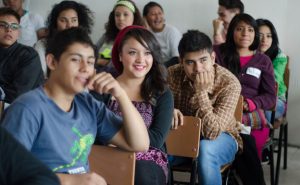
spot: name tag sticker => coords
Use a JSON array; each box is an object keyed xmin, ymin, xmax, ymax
[{"xmin": 246, "ymin": 67, "xmax": 261, "ymax": 78}]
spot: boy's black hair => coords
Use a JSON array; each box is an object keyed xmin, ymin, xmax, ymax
[
  {"xmin": 143, "ymin": 1, "xmax": 163, "ymax": 17},
  {"xmin": 45, "ymin": 27, "xmax": 96, "ymax": 77},
  {"xmin": 0, "ymin": 7, "xmax": 21, "ymax": 23},
  {"xmin": 178, "ymin": 30, "xmax": 212, "ymax": 59},
  {"xmin": 219, "ymin": 0, "xmax": 244, "ymax": 13}
]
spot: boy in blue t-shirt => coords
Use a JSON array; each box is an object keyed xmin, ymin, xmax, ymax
[{"xmin": 1, "ymin": 27, "xmax": 150, "ymax": 185}]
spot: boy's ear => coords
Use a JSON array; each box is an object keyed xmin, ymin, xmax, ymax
[
  {"xmin": 46, "ymin": 54, "xmax": 57, "ymax": 72},
  {"xmin": 211, "ymin": 51, "xmax": 216, "ymax": 65},
  {"xmin": 178, "ymin": 56, "xmax": 183, "ymax": 68}
]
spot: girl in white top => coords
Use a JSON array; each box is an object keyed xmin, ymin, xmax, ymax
[
  {"xmin": 34, "ymin": 1, "xmax": 94, "ymax": 76},
  {"xmin": 143, "ymin": 2, "xmax": 181, "ymax": 63}
]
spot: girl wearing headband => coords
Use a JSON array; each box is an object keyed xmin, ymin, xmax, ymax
[
  {"xmin": 143, "ymin": 2, "xmax": 181, "ymax": 65},
  {"xmin": 91, "ymin": 25, "xmax": 173, "ymax": 185},
  {"xmin": 95, "ymin": 0, "xmax": 143, "ymax": 76}
]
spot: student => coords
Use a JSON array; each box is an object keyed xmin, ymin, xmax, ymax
[
  {"xmin": 3, "ymin": 0, "xmax": 47, "ymax": 47},
  {"xmin": 1, "ymin": 27, "xmax": 149, "ymax": 185},
  {"xmin": 91, "ymin": 25, "xmax": 173, "ymax": 185},
  {"xmin": 213, "ymin": 0, "xmax": 244, "ymax": 45},
  {"xmin": 95, "ymin": 0, "xmax": 143, "ymax": 77},
  {"xmin": 143, "ymin": 1, "xmax": 181, "ymax": 64},
  {"xmin": 256, "ymin": 18, "xmax": 288, "ymax": 123},
  {"xmin": 0, "ymin": 7, "xmax": 44, "ymax": 104},
  {"xmin": 214, "ymin": 13, "xmax": 276, "ymax": 161},
  {"xmin": 0, "ymin": 126, "xmax": 60, "ymax": 185},
  {"xmin": 34, "ymin": 0, "xmax": 94, "ymax": 76},
  {"xmin": 168, "ymin": 30, "xmax": 242, "ymax": 185}
]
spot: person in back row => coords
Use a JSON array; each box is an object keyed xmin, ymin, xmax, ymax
[
  {"xmin": 213, "ymin": 0, "xmax": 244, "ymax": 45},
  {"xmin": 35, "ymin": 0, "xmax": 94, "ymax": 76},
  {"xmin": 168, "ymin": 30, "xmax": 242, "ymax": 185},
  {"xmin": 143, "ymin": 1, "xmax": 181, "ymax": 65},
  {"xmin": 0, "ymin": 7, "xmax": 44, "ymax": 104},
  {"xmin": 1, "ymin": 27, "xmax": 149, "ymax": 185},
  {"xmin": 213, "ymin": 13, "xmax": 276, "ymax": 161},
  {"xmin": 3, "ymin": 0, "xmax": 47, "ymax": 47},
  {"xmin": 95, "ymin": 0, "xmax": 143, "ymax": 77},
  {"xmin": 256, "ymin": 18, "xmax": 288, "ymax": 123}
]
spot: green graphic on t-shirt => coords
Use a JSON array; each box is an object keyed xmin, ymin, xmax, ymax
[{"xmin": 52, "ymin": 125, "xmax": 94, "ymax": 172}]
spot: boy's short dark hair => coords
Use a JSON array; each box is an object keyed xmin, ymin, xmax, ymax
[
  {"xmin": 143, "ymin": 1, "xmax": 163, "ymax": 17},
  {"xmin": 0, "ymin": 7, "xmax": 21, "ymax": 23},
  {"xmin": 219, "ymin": 0, "xmax": 244, "ymax": 13},
  {"xmin": 178, "ymin": 30, "xmax": 213, "ymax": 59},
  {"xmin": 45, "ymin": 27, "xmax": 96, "ymax": 77}
]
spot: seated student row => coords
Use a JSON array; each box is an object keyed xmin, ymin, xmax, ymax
[
  {"xmin": 1, "ymin": 15, "xmax": 271, "ymax": 185},
  {"xmin": 1, "ymin": 1, "xmax": 284, "ymax": 185}
]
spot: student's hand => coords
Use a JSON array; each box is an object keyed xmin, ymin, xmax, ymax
[
  {"xmin": 193, "ymin": 71, "xmax": 214, "ymax": 93},
  {"xmin": 171, "ymin": 109, "xmax": 183, "ymax": 130},
  {"xmin": 243, "ymin": 100, "xmax": 249, "ymax": 112},
  {"xmin": 87, "ymin": 72, "xmax": 125, "ymax": 98},
  {"xmin": 213, "ymin": 19, "xmax": 223, "ymax": 36},
  {"xmin": 56, "ymin": 173, "xmax": 107, "ymax": 185}
]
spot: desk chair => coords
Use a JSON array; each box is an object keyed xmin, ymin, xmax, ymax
[
  {"xmin": 169, "ymin": 95, "xmax": 243, "ymax": 185},
  {"xmin": 262, "ymin": 82, "xmax": 279, "ymax": 185},
  {"xmin": 89, "ymin": 145, "xmax": 136, "ymax": 185}
]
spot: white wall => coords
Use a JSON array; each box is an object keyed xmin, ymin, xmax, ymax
[{"xmin": 1, "ymin": 0, "xmax": 300, "ymax": 145}]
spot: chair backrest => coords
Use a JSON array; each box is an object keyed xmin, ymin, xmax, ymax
[
  {"xmin": 166, "ymin": 116, "xmax": 201, "ymax": 158},
  {"xmin": 0, "ymin": 101, "xmax": 3, "ymax": 121},
  {"xmin": 88, "ymin": 145, "xmax": 135, "ymax": 185},
  {"xmin": 234, "ymin": 95, "xmax": 244, "ymax": 123},
  {"xmin": 284, "ymin": 56, "xmax": 290, "ymax": 92},
  {"xmin": 268, "ymin": 82, "xmax": 279, "ymax": 111}
]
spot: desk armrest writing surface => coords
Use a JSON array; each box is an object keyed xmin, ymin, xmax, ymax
[
  {"xmin": 166, "ymin": 116, "xmax": 201, "ymax": 158},
  {"xmin": 89, "ymin": 145, "xmax": 135, "ymax": 185}
]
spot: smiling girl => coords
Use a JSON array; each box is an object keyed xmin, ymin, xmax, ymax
[
  {"xmin": 214, "ymin": 13, "xmax": 276, "ymax": 161},
  {"xmin": 91, "ymin": 25, "xmax": 174, "ymax": 184}
]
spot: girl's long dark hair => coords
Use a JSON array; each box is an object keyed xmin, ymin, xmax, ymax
[
  {"xmin": 221, "ymin": 13, "xmax": 260, "ymax": 78},
  {"xmin": 45, "ymin": 1, "xmax": 94, "ymax": 38},
  {"xmin": 256, "ymin": 19, "xmax": 280, "ymax": 61},
  {"xmin": 104, "ymin": 0, "xmax": 143, "ymax": 43},
  {"xmin": 119, "ymin": 28, "xmax": 168, "ymax": 106}
]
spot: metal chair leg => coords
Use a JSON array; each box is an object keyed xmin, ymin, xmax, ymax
[
  {"xmin": 270, "ymin": 143, "xmax": 275, "ymax": 185},
  {"xmin": 190, "ymin": 159, "xmax": 198, "ymax": 185},
  {"xmin": 275, "ymin": 124, "xmax": 284, "ymax": 185},
  {"xmin": 284, "ymin": 123, "xmax": 288, "ymax": 169}
]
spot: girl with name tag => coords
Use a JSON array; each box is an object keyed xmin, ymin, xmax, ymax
[
  {"xmin": 213, "ymin": 13, "xmax": 276, "ymax": 161},
  {"xmin": 256, "ymin": 19, "xmax": 288, "ymax": 123}
]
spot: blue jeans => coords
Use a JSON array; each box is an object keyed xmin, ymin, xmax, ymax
[
  {"xmin": 265, "ymin": 98, "xmax": 286, "ymax": 123},
  {"xmin": 168, "ymin": 133, "xmax": 238, "ymax": 185}
]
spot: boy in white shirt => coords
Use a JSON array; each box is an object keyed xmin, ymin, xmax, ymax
[{"xmin": 3, "ymin": 0, "xmax": 47, "ymax": 46}]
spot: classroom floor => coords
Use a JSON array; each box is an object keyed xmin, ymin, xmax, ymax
[{"xmin": 173, "ymin": 146, "xmax": 300, "ymax": 185}]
